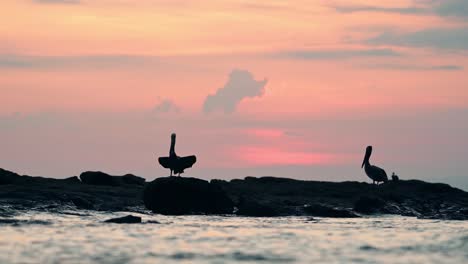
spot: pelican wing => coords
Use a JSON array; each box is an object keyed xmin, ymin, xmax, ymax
[
  {"xmin": 178, "ymin": 155, "xmax": 197, "ymax": 169},
  {"xmin": 158, "ymin": 157, "xmax": 171, "ymax": 169},
  {"xmin": 370, "ymin": 165, "xmax": 388, "ymax": 181}
]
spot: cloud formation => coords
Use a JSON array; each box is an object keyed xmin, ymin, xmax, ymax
[
  {"xmin": 0, "ymin": 54, "xmax": 159, "ymax": 69},
  {"xmin": 434, "ymin": 0, "xmax": 468, "ymax": 18},
  {"xmin": 281, "ymin": 48, "xmax": 400, "ymax": 60},
  {"xmin": 333, "ymin": 0, "xmax": 468, "ymax": 19},
  {"xmin": 367, "ymin": 28, "xmax": 468, "ymax": 50},
  {"xmin": 203, "ymin": 70, "xmax": 267, "ymax": 114},
  {"xmin": 363, "ymin": 64, "xmax": 464, "ymax": 71},
  {"xmin": 334, "ymin": 5, "xmax": 425, "ymax": 14},
  {"xmin": 153, "ymin": 99, "xmax": 180, "ymax": 114}
]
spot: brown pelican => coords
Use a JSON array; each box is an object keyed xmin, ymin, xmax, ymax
[
  {"xmin": 158, "ymin": 133, "xmax": 197, "ymax": 176},
  {"xmin": 361, "ymin": 146, "xmax": 388, "ymax": 185}
]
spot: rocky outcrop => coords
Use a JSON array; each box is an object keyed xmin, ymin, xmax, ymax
[
  {"xmin": 1, "ymin": 168, "xmax": 468, "ymax": 220},
  {"xmin": 143, "ymin": 177, "xmax": 234, "ymax": 215},
  {"xmin": 236, "ymin": 197, "xmax": 281, "ymax": 217},
  {"xmin": 104, "ymin": 215, "xmax": 142, "ymax": 224},
  {"xmin": 0, "ymin": 168, "xmax": 22, "ymax": 184},
  {"xmin": 80, "ymin": 171, "xmax": 145, "ymax": 186},
  {"xmin": 0, "ymin": 168, "xmax": 145, "ymax": 213},
  {"xmin": 214, "ymin": 177, "xmax": 468, "ymax": 220}
]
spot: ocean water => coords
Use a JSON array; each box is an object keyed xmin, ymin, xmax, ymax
[{"xmin": 0, "ymin": 211, "xmax": 467, "ymax": 264}]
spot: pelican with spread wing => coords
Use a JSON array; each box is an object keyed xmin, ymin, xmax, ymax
[{"xmin": 158, "ymin": 133, "xmax": 197, "ymax": 176}]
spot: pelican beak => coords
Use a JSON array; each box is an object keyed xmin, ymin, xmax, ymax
[{"xmin": 361, "ymin": 159, "xmax": 365, "ymax": 168}]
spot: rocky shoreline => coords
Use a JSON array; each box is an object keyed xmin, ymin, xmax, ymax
[{"xmin": 1, "ymin": 168, "xmax": 467, "ymax": 220}]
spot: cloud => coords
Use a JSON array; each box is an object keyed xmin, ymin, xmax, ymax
[
  {"xmin": 0, "ymin": 54, "xmax": 159, "ymax": 69},
  {"xmin": 153, "ymin": 99, "xmax": 180, "ymax": 114},
  {"xmin": 332, "ymin": 1, "xmax": 468, "ymax": 19},
  {"xmin": 203, "ymin": 70, "xmax": 267, "ymax": 114},
  {"xmin": 334, "ymin": 5, "xmax": 426, "ymax": 14},
  {"xmin": 35, "ymin": 0, "xmax": 80, "ymax": 4},
  {"xmin": 367, "ymin": 28, "xmax": 468, "ymax": 50},
  {"xmin": 433, "ymin": 0, "xmax": 468, "ymax": 18},
  {"xmin": 363, "ymin": 64, "xmax": 464, "ymax": 71},
  {"xmin": 280, "ymin": 48, "xmax": 401, "ymax": 60}
]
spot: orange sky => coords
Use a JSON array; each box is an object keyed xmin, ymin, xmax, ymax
[{"xmin": 1, "ymin": 0, "xmax": 468, "ymax": 189}]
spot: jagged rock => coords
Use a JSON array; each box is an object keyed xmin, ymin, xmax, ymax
[
  {"xmin": 0, "ymin": 168, "xmax": 21, "ymax": 184},
  {"xmin": 104, "ymin": 215, "xmax": 142, "ymax": 224},
  {"xmin": 64, "ymin": 176, "xmax": 81, "ymax": 183},
  {"xmin": 80, "ymin": 171, "xmax": 145, "ymax": 186},
  {"xmin": 304, "ymin": 204, "xmax": 359, "ymax": 218},
  {"xmin": 71, "ymin": 197, "xmax": 94, "ymax": 210},
  {"xmin": 143, "ymin": 177, "xmax": 234, "ymax": 215},
  {"xmin": 354, "ymin": 196, "xmax": 386, "ymax": 214},
  {"xmin": 121, "ymin": 174, "xmax": 146, "ymax": 186},
  {"xmin": 236, "ymin": 198, "xmax": 281, "ymax": 217},
  {"xmin": 1, "ymin": 167, "xmax": 468, "ymax": 220},
  {"xmin": 80, "ymin": 171, "xmax": 117, "ymax": 186}
]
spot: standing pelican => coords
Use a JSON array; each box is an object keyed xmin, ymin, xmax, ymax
[
  {"xmin": 158, "ymin": 133, "xmax": 197, "ymax": 176},
  {"xmin": 361, "ymin": 146, "xmax": 388, "ymax": 185}
]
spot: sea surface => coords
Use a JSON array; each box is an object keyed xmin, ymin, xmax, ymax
[{"xmin": 0, "ymin": 211, "xmax": 467, "ymax": 264}]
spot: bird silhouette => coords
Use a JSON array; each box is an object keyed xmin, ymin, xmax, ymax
[
  {"xmin": 361, "ymin": 146, "xmax": 388, "ymax": 185},
  {"xmin": 158, "ymin": 133, "xmax": 197, "ymax": 176}
]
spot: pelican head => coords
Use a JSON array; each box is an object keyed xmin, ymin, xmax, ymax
[
  {"xmin": 362, "ymin": 145, "xmax": 372, "ymax": 168},
  {"xmin": 171, "ymin": 133, "xmax": 176, "ymax": 140}
]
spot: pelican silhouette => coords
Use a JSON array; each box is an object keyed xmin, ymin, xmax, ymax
[
  {"xmin": 158, "ymin": 133, "xmax": 197, "ymax": 176},
  {"xmin": 361, "ymin": 146, "xmax": 388, "ymax": 185}
]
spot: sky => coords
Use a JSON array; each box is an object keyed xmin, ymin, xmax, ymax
[{"xmin": 1, "ymin": 0, "xmax": 467, "ymax": 190}]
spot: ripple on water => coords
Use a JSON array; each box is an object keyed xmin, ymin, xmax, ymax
[{"xmin": 0, "ymin": 213, "xmax": 467, "ymax": 264}]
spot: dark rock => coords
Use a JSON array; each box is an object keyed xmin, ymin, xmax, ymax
[
  {"xmin": 354, "ymin": 196, "xmax": 386, "ymax": 214},
  {"xmin": 236, "ymin": 198, "xmax": 281, "ymax": 217},
  {"xmin": 2, "ymin": 167, "xmax": 468, "ymax": 220},
  {"xmin": 121, "ymin": 174, "xmax": 146, "ymax": 186},
  {"xmin": 80, "ymin": 171, "xmax": 117, "ymax": 186},
  {"xmin": 143, "ymin": 177, "xmax": 234, "ymax": 215},
  {"xmin": 64, "ymin": 176, "xmax": 81, "ymax": 183},
  {"xmin": 71, "ymin": 197, "xmax": 94, "ymax": 210},
  {"xmin": 304, "ymin": 204, "xmax": 359, "ymax": 218},
  {"xmin": 104, "ymin": 215, "xmax": 142, "ymax": 224},
  {"xmin": 80, "ymin": 171, "xmax": 145, "ymax": 186},
  {"xmin": 0, "ymin": 168, "xmax": 21, "ymax": 184}
]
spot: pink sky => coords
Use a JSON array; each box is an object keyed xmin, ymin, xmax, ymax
[{"xmin": 1, "ymin": 0, "xmax": 468, "ymax": 189}]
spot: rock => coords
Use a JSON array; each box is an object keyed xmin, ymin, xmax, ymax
[
  {"xmin": 80, "ymin": 171, "xmax": 145, "ymax": 186},
  {"xmin": 304, "ymin": 204, "xmax": 359, "ymax": 218},
  {"xmin": 121, "ymin": 174, "xmax": 146, "ymax": 186},
  {"xmin": 2, "ymin": 167, "xmax": 468, "ymax": 220},
  {"xmin": 236, "ymin": 198, "xmax": 281, "ymax": 217},
  {"xmin": 104, "ymin": 215, "xmax": 142, "ymax": 224},
  {"xmin": 0, "ymin": 168, "xmax": 21, "ymax": 184},
  {"xmin": 354, "ymin": 196, "xmax": 386, "ymax": 214},
  {"xmin": 143, "ymin": 177, "xmax": 234, "ymax": 215},
  {"xmin": 64, "ymin": 176, "xmax": 81, "ymax": 183},
  {"xmin": 80, "ymin": 171, "xmax": 117, "ymax": 186},
  {"xmin": 71, "ymin": 197, "xmax": 94, "ymax": 210}
]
